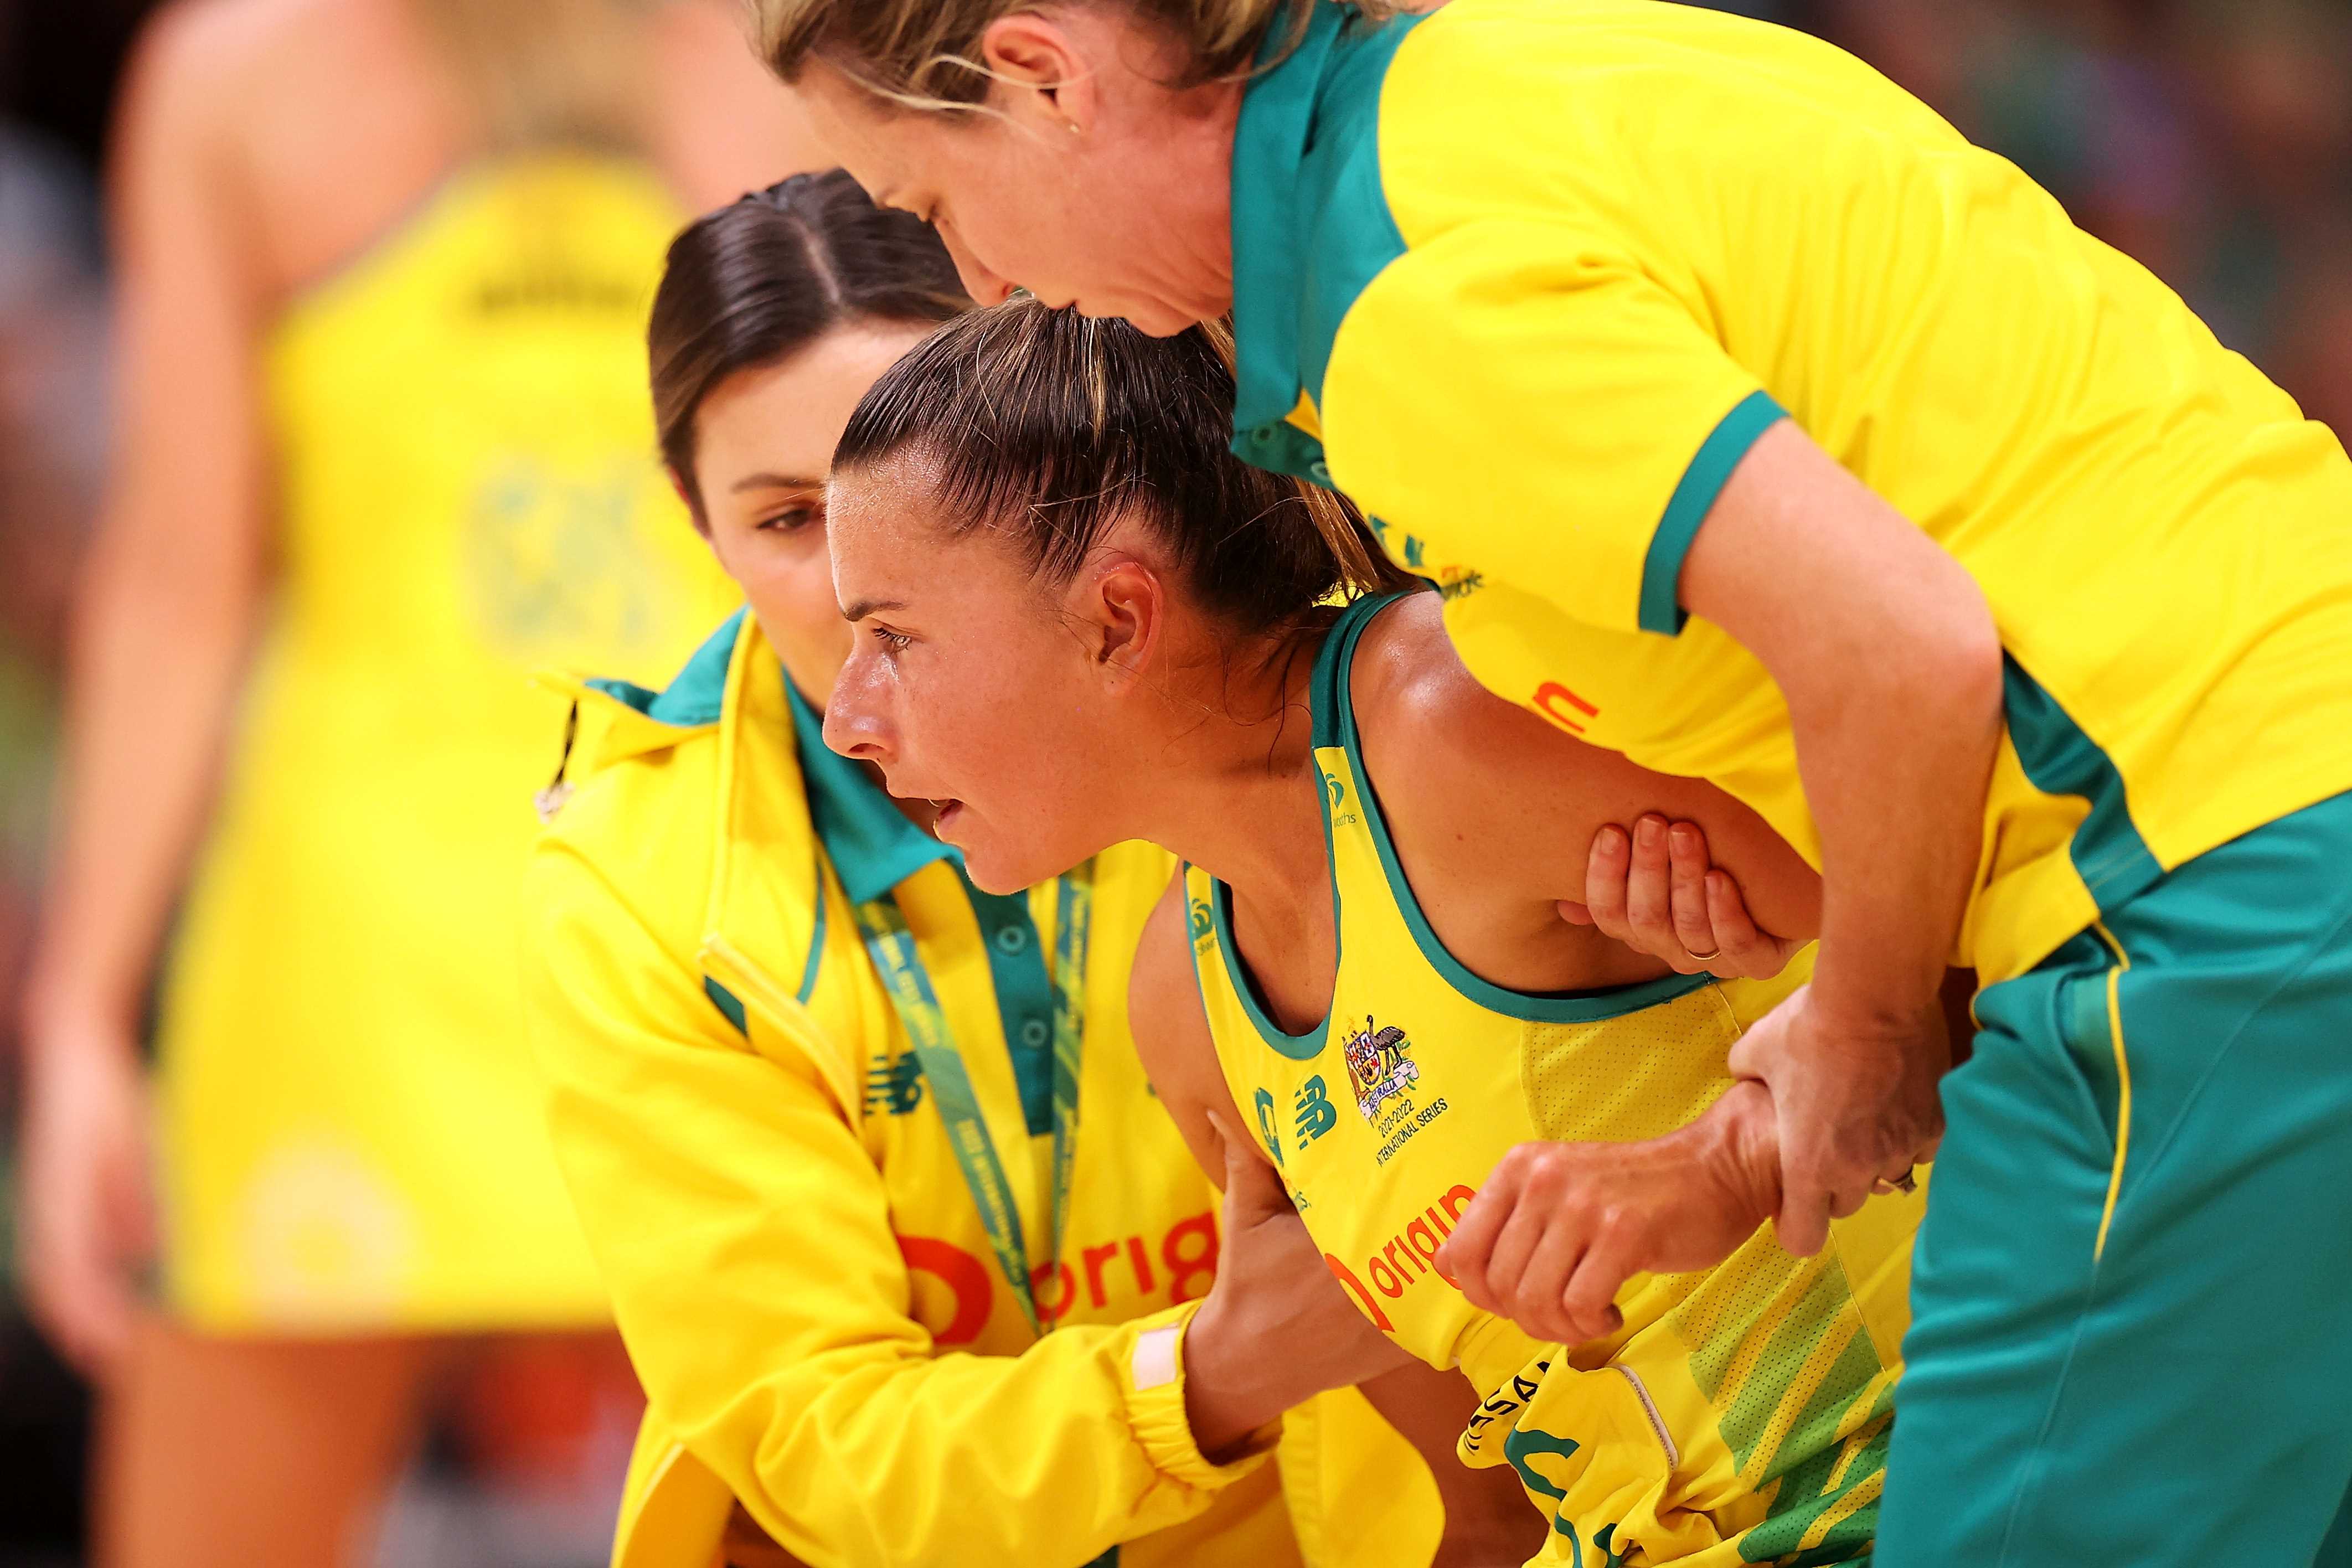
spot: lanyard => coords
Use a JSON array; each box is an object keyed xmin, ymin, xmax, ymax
[{"xmin": 852, "ymin": 860, "xmax": 1096, "ymax": 1339}]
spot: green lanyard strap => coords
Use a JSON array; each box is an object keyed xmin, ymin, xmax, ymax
[{"xmin": 852, "ymin": 860, "xmax": 1096, "ymax": 1339}]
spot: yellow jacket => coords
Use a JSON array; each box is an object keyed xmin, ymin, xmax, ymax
[{"xmin": 525, "ymin": 611, "xmax": 1427, "ymax": 1568}]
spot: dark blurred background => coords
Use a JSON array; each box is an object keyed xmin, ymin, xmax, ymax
[{"xmin": 1, "ymin": 0, "xmax": 2346, "ymax": 1562}]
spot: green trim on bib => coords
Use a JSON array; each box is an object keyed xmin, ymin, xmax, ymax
[{"xmin": 1210, "ymin": 878, "xmax": 1332, "ymax": 1061}]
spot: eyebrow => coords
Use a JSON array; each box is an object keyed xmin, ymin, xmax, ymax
[
  {"xmin": 729, "ymin": 471, "xmax": 824, "ymax": 494},
  {"xmin": 842, "ymin": 597, "xmax": 909, "ymax": 623}
]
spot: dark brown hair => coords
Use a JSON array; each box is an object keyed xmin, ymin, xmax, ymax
[
  {"xmin": 647, "ymin": 170, "xmax": 968, "ymax": 512},
  {"xmin": 833, "ymin": 299, "xmax": 1412, "ymax": 639}
]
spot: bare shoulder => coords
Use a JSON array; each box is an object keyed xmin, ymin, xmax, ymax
[
  {"xmin": 1349, "ymin": 592, "xmax": 1633, "ymax": 808},
  {"xmin": 123, "ymin": 0, "xmax": 360, "ymax": 121}
]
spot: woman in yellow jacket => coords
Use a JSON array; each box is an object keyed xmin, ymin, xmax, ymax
[
  {"xmin": 524, "ymin": 173, "xmax": 1546, "ymax": 1568},
  {"xmin": 12, "ymin": 1, "xmax": 807, "ymax": 1560}
]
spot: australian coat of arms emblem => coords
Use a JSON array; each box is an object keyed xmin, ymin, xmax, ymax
[{"xmin": 1343, "ymin": 1015, "xmax": 1418, "ymax": 1123}]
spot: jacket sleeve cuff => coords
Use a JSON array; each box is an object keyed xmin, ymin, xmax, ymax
[{"xmin": 1120, "ymin": 1300, "xmax": 1280, "ymax": 1490}]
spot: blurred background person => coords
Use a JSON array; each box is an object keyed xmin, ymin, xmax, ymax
[{"xmin": 6, "ymin": 0, "xmax": 811, "ymax": 1563}]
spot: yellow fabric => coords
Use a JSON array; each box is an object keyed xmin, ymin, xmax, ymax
[
  {"xmin": 1183, "ymin": 599, "xmax": 1921, "ymax": 1562},
  {"xmin": 1312, "ymin": 0, "xmax": 2352, "ymax": 984},
  {"xmin": 527, "ymin": 613, "xmax": 1430, "ymax": 1568},
  {"xmin": 156, "ymin": 154, "xmax": 737, "ymax": 1330}
]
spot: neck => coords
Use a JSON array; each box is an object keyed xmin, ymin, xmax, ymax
[{"xmin": 1126, "ymin": 633, "xmax": 1331, "ymax": 937}]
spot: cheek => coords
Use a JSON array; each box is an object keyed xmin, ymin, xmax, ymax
[{"xmin": 743, "ymin": 538, "xmax": 853, "ymax": 691}]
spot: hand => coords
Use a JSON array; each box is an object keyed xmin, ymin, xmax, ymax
[
  {"xmin": 16, "ymin": 1009, "xmax": 157, "ymax": 1377},
  {"xmin": 1183, "ymin": 1112, "xmax": 1413, "ymax": 1457},
  {"xmin": 1726, "ymin": 983, "xmax": 1946, "ymax": 1256},
  {"xmin": 1562, "ymin": 815, "xmax": 1804, "ymax": 980},
  {"xmin": 1436, "ymin": 1083, "xmax": 1782, "ymax": 1346}
]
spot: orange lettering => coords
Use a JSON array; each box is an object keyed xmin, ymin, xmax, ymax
[
  {"xmin": 1125, "ymin": 1235, "xmax": 1158, "ymax": 1296},
  {"xmin": 1325, "ymin": 1252, "xmax": 1395, "ymax": 1332},
  {"xmin": 1030, "ymin": 1260, "xmax": 1077, "ymax": 1324},
  {"xmin": 1162, "ymin": 1212, "xmax": 1219, "ymax": 1303},
  {"xmin": 1082, "ymin": 1242, "xmax": 1122, "ymax": 1308},
  {"xmin": 898, "ymin": 1236, "xmax": 992, "ymax": 1345},
  {"xmin": 1370, "ymin": 1255, "xmax": 1406, "ymax": 1298},
  {"xmin": 1534, "ymin": 682, "xmax": 1598, "ymax": 735}
]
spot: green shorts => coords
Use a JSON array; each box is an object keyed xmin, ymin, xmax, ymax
[{"xmin": 1880, "ymin": 790, "xmax": 2352, "ymax": 1567}]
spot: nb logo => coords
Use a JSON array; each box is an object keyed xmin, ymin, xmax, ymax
[
  {"xmin": 864, "ymin": 1053, "xmax": 924, "ymax": 1116},
  {"xmin": 1294, "ymin": 1076, "xmax": 1338, "ymax": 1145}
]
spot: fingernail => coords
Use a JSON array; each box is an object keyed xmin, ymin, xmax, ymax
[
  {"xmin": 1672, "ymin": 824, "xmax": 1699, "ymax": 852},
  {"xmin": 1638, "ymin": 818, "xmax": 1663, "ymax": 848}
]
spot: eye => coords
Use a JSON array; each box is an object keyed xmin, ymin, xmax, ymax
[
  {"xmin": 757, "ymin": 503, "xmax": 822, "ymax": 533},
  {"xmin": 870, "ymin": 626, "xmax": 914, "ymax": 652}
]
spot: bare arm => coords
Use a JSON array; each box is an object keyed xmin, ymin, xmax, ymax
[
  {"xmin": 1353, "ymin": 595, "xmax": 1819, "ymax": 992},
  {"xmin": 1129, "ymin": 883, "xmax": 1540, "ymax": 1564},
  {"xmin": 16, "ymin": 5, "xmax": 272, "ymax": 1373},
  {"xmin": 1126, "ymin": 881, "xmax": 1410, "ymax": 1458},
  {"xmin": 1681, "ymin": 420, "xmax": 1998, "ymax": 1249}
]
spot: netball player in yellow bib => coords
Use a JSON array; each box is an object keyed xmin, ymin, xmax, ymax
[
  {"xmin": 753, "ymin": 3, "xmax": 2352, "ymax": 1560},
  {"xmin": 525, "ymin": 176, "xmax": 1539, "ymax": 1568},
  {"xmin": 12, "ymin": 2, "xmax": 806, "ymax": 1559},
  {"xmin": 818, "ymin": 300, "xmax": 1923, "ymax": 1564}
]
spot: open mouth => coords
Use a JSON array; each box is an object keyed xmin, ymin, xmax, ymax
[{"xmin": 929, "ymin": 798, "xmax": 966, "ymax": 833}]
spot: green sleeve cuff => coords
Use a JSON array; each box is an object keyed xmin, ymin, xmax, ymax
[{"xmin": 1638, "ymin": 389, "xmax": 1789, "ymax": 635}]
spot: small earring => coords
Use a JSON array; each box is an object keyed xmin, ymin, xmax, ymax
[{"xmin": 1067, "ymin": 121, "xmax": 1083, "ymax": 136}]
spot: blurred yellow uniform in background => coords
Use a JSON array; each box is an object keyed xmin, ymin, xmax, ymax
[{"xmin": 158, "ymin": 154, "xmax": 738, "ymax": 1329}]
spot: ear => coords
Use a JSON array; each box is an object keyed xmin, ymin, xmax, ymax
[
  {"xmin": 668, "ymin": 466, "xmax": 711, "ymax": 539},
  {"xmin": 977, "ymin": 13, "xmax": 1100, "ymax": 135},
  {"xmin": 1076, "ymin": 556, "xmax": 1167, "ymax": 690}
]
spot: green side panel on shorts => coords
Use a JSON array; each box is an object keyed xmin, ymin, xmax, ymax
[{"xmin": 2002, "ymin": 654, "xmax": 2165, "ymax": 912}]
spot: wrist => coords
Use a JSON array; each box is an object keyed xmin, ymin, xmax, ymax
[
  {"xmin": 1181, "ymin": 1293, "xmax": 1286, "ymax": 1461},
  {"xmin": 1691, "ymin": 1082, "xmax": 1783, "ymax": 1227}
]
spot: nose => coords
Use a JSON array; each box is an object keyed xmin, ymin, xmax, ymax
[{"xmin": 822, "ymin": 653, "xmax": 896, "ymax": 765}]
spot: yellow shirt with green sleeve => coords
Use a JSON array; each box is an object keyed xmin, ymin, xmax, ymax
[
  {"xmin": 1227, "ymin": 0, "xmax": 2352, "ymax": 986},
  {"xmin": 526, "ymin": 611, "xmax": 1437, "ymax": 1568}
]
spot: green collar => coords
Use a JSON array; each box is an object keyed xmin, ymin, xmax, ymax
[
  {"xmin": 584, "ymin": 607, "xmax": 744, "ymax": 727},
  {"xmin": 1226, "ymin": 1, "xmax": 1420, "ymax": 483},
  {"xmin": 785, "ymin": 679, "xmax": 960, "ymax": 905}
]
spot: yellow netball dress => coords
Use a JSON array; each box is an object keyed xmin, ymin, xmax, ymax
[
  {"xmin": 1187, "ymin": 592, "xmax": 1923, "ymax": 1565},
  {"xmin": 154, "ymin": 154, "xmax": 740, "ymax": 1331}
]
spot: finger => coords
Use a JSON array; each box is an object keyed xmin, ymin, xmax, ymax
[
  {"xmin": 1622, "ymin": 816, "xmax": 1679, "ymax": 959},
  {"xmin": 1555, "ymin": 899, "xmax": 1595, "ymax": 927},
  {"xmin": 1582, "ymin": 826, "xmax": 1632, "ymax": 941},
  {"xmin": 1775, "ymin": 1180, "xmax": 1832, "ymax": 1257},
  {"xmin": 1502, "ymin": 1220, "xmax": 1587, "ymax": 1345},
  {"xmin": 1560, "ymin": 1234, "xmax": 1633, "ymax": 1344},
  {"xmin": 1703, "ymin": 871, "xmax": 1780, "ymax": 979},
  {"xmin": 1435, "ymin": 1182, "xmax": 1516, "ymax": 1308},
  {"xmin": 1666, "ymin": 824, "xmax": 1718, "ymax": 961},
  {"xmin": 1474, "ymin": 1196, "xmax": 1554, "ymax": 1316}
]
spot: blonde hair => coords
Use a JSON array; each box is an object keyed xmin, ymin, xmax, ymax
[
  {"xmin": 412, "ymin": 0, "xmax": 658, "ymax": 150},
  {"xmin": 750, "ymin": 0, "xmax": 1318, "ymax": 111}
]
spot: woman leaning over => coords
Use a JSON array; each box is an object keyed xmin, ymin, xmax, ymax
[
  {"xmin": 523, "ymin": 173, "xmax": 1551, "ymax": 1568},
  {"xmin": 749, "ymin": 4, "xmax": 2352, "ymax": 1563}
]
